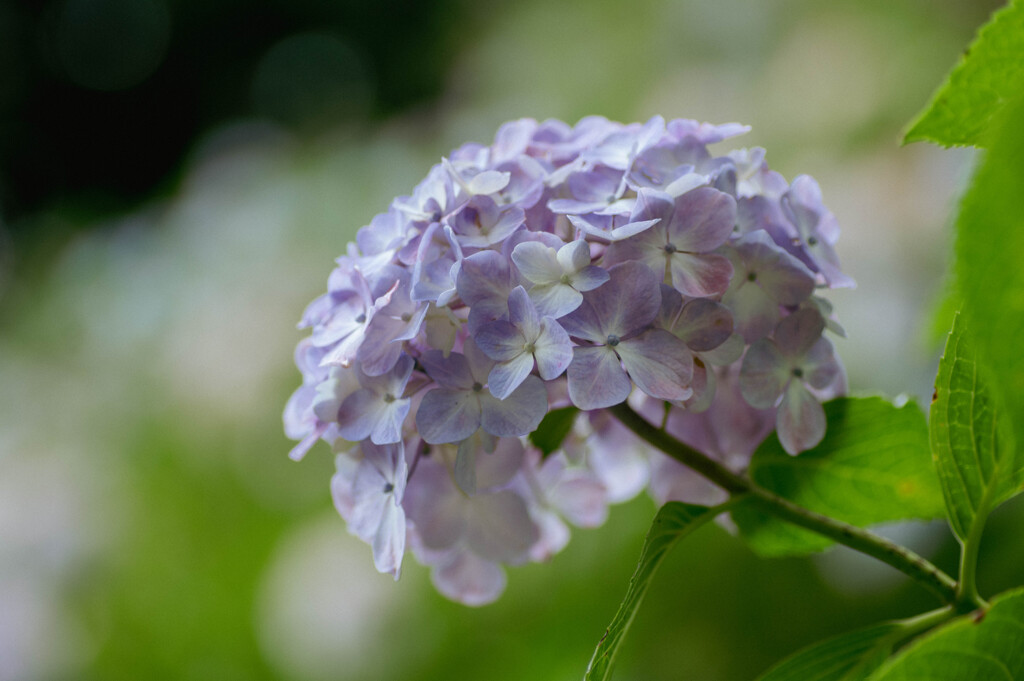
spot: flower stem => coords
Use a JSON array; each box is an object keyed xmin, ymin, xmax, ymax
[
  {"xmin": 608, "ymin": 402, "xmax": 964, "ymax": 606},
  {"xmin": 956, "ymin": 488, "xmax": 993, "ymax": 610}
]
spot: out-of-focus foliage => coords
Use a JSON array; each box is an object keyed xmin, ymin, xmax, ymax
[
  {"xmin": 904, "ymin": 0, "xmax": 1024, "ymax": 147},
  {"xmin": 754, "ymin": 622, "xmax": 900, "ymax": 681},
  {"xmin": 585, "ymin": 502, "xmax": 723, "ymax": 681},
  {"xmin": 867, "ymin": 588, "xmax": 1024, "ymax": 680}
]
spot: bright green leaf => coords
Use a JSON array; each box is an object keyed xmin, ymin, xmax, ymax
[
  {"xmin": 585, "ymin": 502, "xmax": 722, "ymax": 681},
  {"xmin": 904, "ymin": 0, "xmax": 1024, "ymax": 147},
  {"xmin": 930, "ymin": 312, "xmax": 1019, "ymax": 542},
  {"xmin": 529, "ymin": 405, "xmax": 579, "ymax": 458},
  {"xmin": 868, "ymin": 588, "xmax": 1024, "ymax": 680},
  {"xmin": 755, "ymin": 623, "xmax": 901, "ymax": 681},
  {"xmin": 734, "ymin": 397, "xmax": 944, "ymax": 557},
  {"xmin": 953, "ymin": 93, "xmax": 1024, "ymax": 505}
]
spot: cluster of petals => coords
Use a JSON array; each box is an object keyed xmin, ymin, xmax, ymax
[{"xmin": 285, "ymin": 115, "xmax": 851, "ymax": 605}]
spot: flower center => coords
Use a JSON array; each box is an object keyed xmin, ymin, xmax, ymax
[
  {"xmin": 383, "ymin": 482, "xmax": 394, "ymax": 494},
  {"xmin": 355, "ymin": 313, "xmax": 367, "ymax": 324},
  {"xmin": 560, "ymin": 273, "xmax": 572, "ymax": 285},
  {"xmin": 791, "ymin": 367, "xmax": 804, "ymax": 379},
  {"xmin": 524, "ymin": 342, "xmax": 536, "ymax": 354},
  {"xmin": 606, "ymin": 334, "xmax": 621, "ymax": 347},
  {"xmin": 807, "ymin": 236, "xmax": 818, "ymax": 246},
  {"xmin": 383, "ymin": 393, "xmax": 397, "ymax": 403},
  {"xmin": 747, "ymin": 272, "xmax": 757, "ymax": 282},
  {"xmin": 401, "ymin": 312, "xmax": 412, "ymax": 322},
  {"xmin": 472, "ymin": 382, "xmax": 484, "ymax": 392},
  {"xmin": 663, "ymin": 243, "xmax": 678, "ymax": 254}
]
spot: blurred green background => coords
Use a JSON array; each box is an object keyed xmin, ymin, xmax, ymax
[{"xmin": 2, "ymin": 1, "xmax": 1023, "ymax": 679}]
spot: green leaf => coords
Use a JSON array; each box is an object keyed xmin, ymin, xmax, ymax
[
  {"xmin": 867, "ymin": 588, "xmax": 1024, "ymax": 680},
  {"xmin": 585, "ymin": 502, "xmax": 722, "ymax": 681},
  {"xmin": 529, "ymin": 405, "xmax": 579, "ymax": 458},
  {"xmin": 904, "ymin": 0, "xmax": 1024, "ymax": 147},
  {"xmin": 754, "ymin": 623, "xmax": 901, "ymax": 681},
  {"xmin": 953, "ymin": 93, "xmax": 1024, "ymax": 506},
  {"xmin": 734, "ymin": 397, "xmax": 944, "ymax": 557},
  {"xmin": 930, "ymin": 312, "xmax": 1019, "ymax": 542}
]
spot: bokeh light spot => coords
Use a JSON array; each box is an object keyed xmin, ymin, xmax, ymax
[{"xmin": 54, "ymin": 0, "xmax": 170, "ymax": 91}]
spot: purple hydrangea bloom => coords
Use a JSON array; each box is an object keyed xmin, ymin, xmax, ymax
[
  {"xmin": 285, "ymin": 115, "xmax": 851, "ymax": 602},
  {"xmin": 604, "ymin": 187, "xmax": 736, "ymax": 297},
  {"xmin": 561, "ymin": 261, "xmax": 693, "ymax": 409},
  {"xmin": 475, "ymin": 286, "xmax": 573, "ymax": 399},
  {"xmin": 739, "ymin": 308, "xmax": 841, "ymax": 454},
  {"xmin": 510, "ymin": 239, "xmax": 609, "ymax": 318},
  {"xmin": 331, "ymin": 441, "xmax": 408, "ymax": 578},
  {"xmin": 415, "ymin": 338, "xmax": 548, "ymax": 444}
]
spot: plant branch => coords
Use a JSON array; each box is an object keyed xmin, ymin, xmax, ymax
[{"xmin": 609, "ymin": 402, "xmax": 965, "ymax": 606}]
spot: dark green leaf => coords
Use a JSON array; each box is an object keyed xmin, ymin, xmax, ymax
[
  {"xmin": 585, "ymin": 502, "xmax": 720, "ymax": 681},
  {"xmin": 930, "ymin": 312, "xmax": 1019, "ymax": 542},
  {"xmin": 529, "ymin": 405, "xmax": 579, "ymax": 458},
  {"xmin": 868, "ymin": 588, "xmax": 1024, "ymax": 680},
  {"xmin": 904, "ymin": 0, "xmax": 1024, "ymax": 147},
  {"xmin": 755, "ymin": 623, "xmax": 901, "ymax": 681},
  {"xmin": 734, "ymin": 397, "xmax": 944, "ymax": 557},
  {"xmin": 953, "ymin": 93, "xmax": 1024, "ymax": 508}
]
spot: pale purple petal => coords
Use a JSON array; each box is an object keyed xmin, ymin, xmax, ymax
[
  {"xmin": 739, "ymin": 340, "xmax": 788, "ymax": 408},
  {"xmin": 475, "ymin": 320, "xmax": 525, "ymax": 362},
  {"xmin": 431, "ymin": 549, "xmax": 507, "ymax": 607},
  {"xmin": 557, "ymin": 295, "xmax": 606, "ymax": 342},
  {"xmin": 567, "ymin": 214, "xmax": 660, "ymax": 242},
  {"xmin": 675, "ymin": 298, "xmax": 733, "ymax": 351},
  {"xmin": 572, "ymin": 265, "xmax": 610, "ymax": 291},
  {"xmin": 402, "ymin": 460, "xmax": 465, "ymax": 550},
  {"xmin": 507, "ymin": 286, "xmax": 541, "ymax": 340},
  {"xmin": 533, "ymin": 318, "xmax": 573, "ymax": 379},
  {"xmin": 487, "ymin": 353, "xmax": 535, "ymax": 400},
  {"xmin": 288, "ymin": 422, "xmax": 327, "ymax": 462},
  {"xmin": 510, "ymin": 241, "xmax": 562, "ymax": 284},
  {"xmin": 669, "ymin": 252, "xmax": 734, "ymax": 297},
  {"xmin": 774, "ymin": 308, "xmax": 826, "ymax": 358},
  {"xmin": 419, "ymin": 350, "xmax": 475, "ymax": 390},
  {"xmin": 777, "ymin": 380, "xmax": 826, "ymax": 454},
  {"xmin": 701, "ymin": 332, "xmax": 744, "ymax": 365},
  {"xmin": 416, "ymin": 389, "xmax": 482, "ymax": 444},
  {"xmin": 475, "ymin": 436, "xmax": 525, "ymax": 490},
  {"xmin": 803, "ymin": 337, "xmax": 840, "ymax": 389},
  {"xmin": 335, "ymin": 389, "xmax": 379, "ymax": 442},
  {"xmin": 371, "ymin": 499, "xmax": 406, "ymax": 579},
  {"xmin": 465, "ymin": 491, "xmax": 539, "ymax": 563},
  {"xmin": 723, "ymin": 279, "xmax": 782, "ymax": 342},
  {"xmin": 528, "ymin": 283, "xmax": 584, "ymax": 319},
  {"xmin": 616, "ymin": 330, "xmax": 693, "ymax": 402},
  {"xmin": 590, "ymin": 261, "xmax": 662, "ymax": 337},
  {"xmin": 369, "ymin": 399, "xmax": 411, "ymax": 445},
  {"xmin": 559, "ymin": 238, "xmax": 593, "ymax": 272},
  {"xmin": 463, "ymin": 336, "xmax": 496, "ymax": 385},
  {"xmin": 479, "ymin": 375, "xmax": 547, "ymax": 436},
  {"xmin": 567, "ymin": 345, "xmax": 631, "ymax": 410},
  {"xmin": 666, "ymin": 187, "xmax": 736, "ymax": 252}
]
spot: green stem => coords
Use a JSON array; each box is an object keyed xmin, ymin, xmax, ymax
[
  {"xmin": 609, "ymin": 402, "xmax": 964, "ymax": 606},
  {"xmin": 892, "ymin": 606, "xmax": 956, "ymax": 640},
  {"xmin": 957, "ymin": 489, "xmax": 993, "ymax": 610}
]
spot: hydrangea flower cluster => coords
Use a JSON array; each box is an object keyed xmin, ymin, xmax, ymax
[{"xmin": 284, "ymin": 116, "xmax": 851, "ymax": 605}]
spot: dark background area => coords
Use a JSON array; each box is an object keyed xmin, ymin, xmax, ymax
[{"xmin": 0, "ymin": 0, "xmax": 480, "ymax": 224}]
